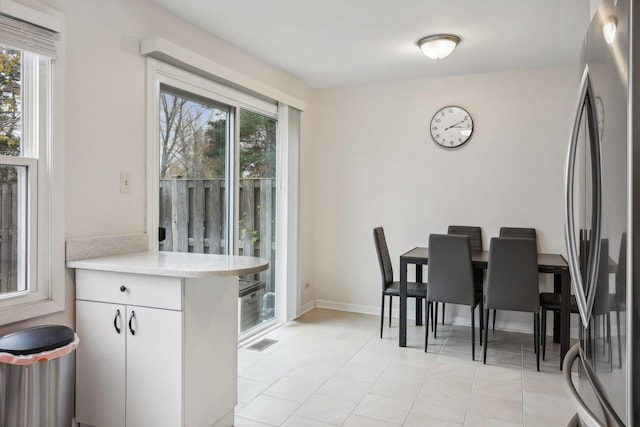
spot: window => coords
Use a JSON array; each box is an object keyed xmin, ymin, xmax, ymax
[{"xmin": 0, "ymin": 5, "xmax": 63, "ymax": 324}]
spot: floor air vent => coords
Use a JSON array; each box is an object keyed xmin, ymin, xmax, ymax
[{"xmin": 247, "ymin": 338, "xmax": 278, "ymax": 352}]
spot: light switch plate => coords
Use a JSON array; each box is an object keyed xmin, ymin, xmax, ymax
[{"xmin": 120, "ymin": 171, "xmax": 131, "ymax": 194}]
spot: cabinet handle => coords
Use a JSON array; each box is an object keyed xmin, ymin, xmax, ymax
[
  {"xmin": 128, "ymin": 310, "xmax": 136, "ymax": 336},
  {"xmin": 113, "ymin": 309, "xmax": 122, "ymax": 334},
  {"xmin": 120, "ymin": 285, "xmax": 127, "ymax": 292}
]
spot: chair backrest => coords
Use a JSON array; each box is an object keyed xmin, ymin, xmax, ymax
[
  {"xmin": 427, "ymin": 234, "xmax": 475, "ymax": 305},
  {"xmin": 447, "ymin": 225, "xmax": 482, "ymax": 251},
  {"xmin": 499, "ymin": 227, "xmax": 536, "ymax": 239},
  {"xmin": 373, "ymin": 227, "xmax": 393, "ymax": 289},
  {"xmin": 485, "ymin": 237, "xmax": 539, "ymax": 313},
  {"xmin": 499, "ymin": 227, "xmax": 537, "ymax": 250}
]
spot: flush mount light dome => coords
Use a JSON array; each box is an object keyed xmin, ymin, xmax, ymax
[{"xmin": 417, "ymin": 34, "xmax": 460, "ymax": 59}]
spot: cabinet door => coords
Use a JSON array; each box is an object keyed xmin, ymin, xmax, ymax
[
  {"xmin": 76, "ymin": 300, "xmax": 126, "ymax": 427},
  {"xmin": 126, "ymin": 306, "xmax": 183, "ymax": 427}
]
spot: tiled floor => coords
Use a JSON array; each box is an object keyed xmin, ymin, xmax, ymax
[{"xmin": 236, "ymin": 308, "xmax": 575, "ymax": 426}]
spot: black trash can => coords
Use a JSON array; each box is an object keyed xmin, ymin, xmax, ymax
[{"xmin": 0, "ymin": 325, "xmax": 78, "ymax": 427}]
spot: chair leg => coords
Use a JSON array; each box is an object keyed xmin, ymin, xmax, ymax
[
  {"xmin": 429, "ymin": 301, "xmax": 434, "ymax": 332},
  {"xmin": 607, "ymin": 313, "xmax": 613, "ymax": 372},
  {"xmin": 471, "ymin": 306, "xmax": 476, "ymax": 361},
  {"xmin": 602, "ymin": 314, "xmax": 607, "ymax": 355},
  {"xmin": 541, "ymin": 308, "xmax": 547, "ymax": 361},
  {"xmin": 534, "ymin": 312, "xmax": 540, "ymax": 371},
  {"xmin": 389, "ymin": 296, "xmax": 393, "ymax": 327},
  {"xmin": 492, "ymin": 309, "xmax": 497, "ymax": 331},
  {"xmin": 415, "ymin": 298, "xmax": 422, "ymax": 326},
  {"xmin": 483, "ymin": 309, "xmax": 489, "ymax": 364},
  {"xmin": 425, "ymin": 300, "xmax": 430, "ymax": 352},
  {"xmin": 479, "ymin": 298, "xmax": 484, "ymax": 346},
  {"xmin": 380, "ymin": 294, "xmax": 385, "ymax": 338},
  {"xmin": 442, "ymin": 303, "xmax": 446, "ymax": 325},
  {"xmin": 616, "ymin": 308, "xmax": 622, "ymax": 368},
  {"xmin": 434, "ymin": 303, "xmax": 438, "ymax": 339}
]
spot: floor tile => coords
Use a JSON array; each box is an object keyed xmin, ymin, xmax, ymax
[
  {"xmin": 235, "ymin": 394, "xmax": 300, "ymax": 426},
  {"xmin": 462, "ymin": 413, "xmax": 523, "ymax": 426},
  {"xmin": 352, "ymin": 393, "xmax": 414, "ymax": 425},
  {"xmin": 343, "ymin": 413, "xmax": 403, "ymax": 427},
  {"xmin": 263, "ymin": 376, "xmax": 323, "ymax": 403},
  {"xmin": 234, "ymin": 415, "xmax": 275, "ymax": 427},
  {"xmin": 467, "ymin": 394, "xmax": 523, "ymax": 424},
  {"xmin": 237, "ymin": 309, "xmax": 572, "ymax": 427},
  {"xmin": 280, "ymin": 415, "xmax": 337, "ymax": 427},
  {"xmin": 316, "ymin": 375, "xmax": 371, "ymax": 402},
  {"xmin": 238, "ymin": 377, "xmax": 273, "ymax": 404},
  {"xmin": 404, "ymin": 411, "xmax": 463, "ymax": 427},
  {"xmin": 294, "ymin": 393, "xmax": 358, "ymax": 425},
  {"xmin": 369, "ymin": 376, "xmax": 423, "ymax": 402}
]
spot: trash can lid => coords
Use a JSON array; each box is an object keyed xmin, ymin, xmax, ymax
[{"xmin": 0, "ymin": 325, "xmax": 75, "ymax": 355}]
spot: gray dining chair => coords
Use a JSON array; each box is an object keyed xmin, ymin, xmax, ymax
[
  {"xmin": 373, "ymin": 227, "xmax": 428, "ymax": 338},
  {"xmin": 539, "ymin": 291, "xmax": 579, "ymax": 361},
  {"xmin": 443, "ymin": 226, "xmax": 483, "ymax": 327},
  {"xmin": 483, "ymin": 237, "xmax": 540, "ymax": 371},
  {"xmin": 426, "ymin": 233, "xmax": 483, "ymax": 359},
  {"xmin": 491, "ymin": 227, "xmax": 538, "ymax": 330}
]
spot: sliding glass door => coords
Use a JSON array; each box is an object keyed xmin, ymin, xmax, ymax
[
  {"xmin": 238, "ymin": 110, "xmax": 277, "ymax": 325},
  {"xmin": 157, "ymin": 83, "xmax": 277, "ymax": 332}
]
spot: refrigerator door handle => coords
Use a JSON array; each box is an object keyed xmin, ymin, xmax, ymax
[
  {"xmin": 564, "ymin": 65, "xmax": 602, "ymax": 328},
  {"xmin": 563, "ymin": 344, "xmax": 624, "ymax": 427}
]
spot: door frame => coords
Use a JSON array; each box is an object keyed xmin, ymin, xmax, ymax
[{"xmin": 145, "ymin": 59, "xmax": 297, "ymax": 333}]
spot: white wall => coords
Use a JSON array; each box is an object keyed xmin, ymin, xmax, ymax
[
  {"xmin": 312, "ymin": 66, "xmax": 580, "ymax": 332},
  {"xmin": 0, "ymin": 0, "xmax": 317, "ymax": 333}
]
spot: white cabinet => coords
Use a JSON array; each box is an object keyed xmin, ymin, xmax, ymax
[{"xmin": 75, "ymin": 269, "xmax": 239, "ymax": 427}]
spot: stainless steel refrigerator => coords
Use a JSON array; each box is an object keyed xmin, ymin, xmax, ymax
[{"xmin": 563, "ymin": 0, "xmax": 638, "ymax": 425}]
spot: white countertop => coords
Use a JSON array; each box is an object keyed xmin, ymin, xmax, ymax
[{"xmin": 66, "ymin": 251, "xmax": 269, "ymax": 278}]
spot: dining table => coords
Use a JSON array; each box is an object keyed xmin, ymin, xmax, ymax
[{"xmin": 398, "ymin": 247, "xmax": 571, "ymax": 368}]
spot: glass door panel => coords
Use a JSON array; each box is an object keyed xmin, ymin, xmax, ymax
[
  {"xmin": 158, "ymin": 86, "xmax": 230, "ymax": 255},
  {"xmin": 238, "ymin": 109, "xmax": 277, "ymax": 329}
]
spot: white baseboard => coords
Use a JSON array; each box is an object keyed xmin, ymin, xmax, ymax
[
  {"xmin": 314, "ymin": 299, "xmax": 379, "ymax": 316},
  {"xmin": 298, "ymin": 300, "xmax": 316, "ymax": 317},
  {"xmin": 307, "ymin": 299, "xmax": 580, "ymax": 338}
]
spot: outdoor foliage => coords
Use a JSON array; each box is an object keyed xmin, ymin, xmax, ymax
[
  {"xmin": 0, "ymin": 48, "xmax": 21, "ymax": 183},
  {"xmin": 159, "ymin": 90, "xmax": 276, "ymax": 180}
]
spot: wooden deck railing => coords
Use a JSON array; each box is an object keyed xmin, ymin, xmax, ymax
[
  {"xmin": 159, "ymin": 178, "xmax": 275, "ymax": 291},
  {"xmin": 0, "ymin": 182, "xmax": 17, "ymax": 294}
]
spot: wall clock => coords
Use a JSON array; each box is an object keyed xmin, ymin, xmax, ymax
[{"xmin": 430, "ymin": 105, "xmax": 474, "ymax": 148}]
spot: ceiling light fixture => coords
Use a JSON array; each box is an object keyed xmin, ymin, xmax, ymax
[
  {"xmin": 417, "ymin": 34, "xmax": 460, "ymax": 60},
  {"xmin": 602, "ymin": 16, "xmax": 617, "ymax": 44}
]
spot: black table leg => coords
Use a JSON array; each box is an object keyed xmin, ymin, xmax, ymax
[
  {"xmin": 400, "ymin": 258, "xmax": 408, "ymax": 347},
  {"xmin": 415, "ymin": 265, "xmax": 423, "ymax": 326},
  {"xmin": 553, "ymin": 273, "xmax": 561, "ymax": 343}
]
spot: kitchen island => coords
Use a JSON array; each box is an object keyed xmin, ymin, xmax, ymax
[{"xmin": 67, "ymin": 251, "xmax": 269, "ymax": 427}]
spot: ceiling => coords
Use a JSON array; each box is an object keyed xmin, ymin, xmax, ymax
[{"xmin": 152, "ymin": 0, "xmax": 590, "ymax": 89}]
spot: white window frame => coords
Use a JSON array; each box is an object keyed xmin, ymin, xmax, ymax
[{"xmin": 0, "ymin": 1, "xmax": 65, "ymax": 325}]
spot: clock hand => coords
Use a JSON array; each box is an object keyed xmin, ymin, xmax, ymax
[{"xmin": 444, "ymin": 118, "xmax": 468, "ymax": 130}]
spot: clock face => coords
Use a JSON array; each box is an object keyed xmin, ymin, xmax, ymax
[{"xmin": 430, "ymin": 106, "xmax": 474, "ymax": 148}]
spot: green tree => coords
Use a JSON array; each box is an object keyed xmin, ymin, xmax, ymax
[
  {"xmin": 0, "ymin": 48, "xmax": 21, "ymax": 183},
  {"xmin": 238, "ymin": 111, "xmax": 276, "ymax": 178}
]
